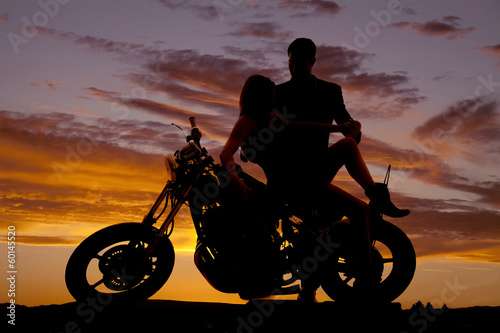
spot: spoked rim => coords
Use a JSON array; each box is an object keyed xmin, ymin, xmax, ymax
[
  {"xmin": 321, "ymin": 221, "xmax": 416, "ymax": 303},
  {"xmin": 334, "ymin": 245, "xmax": 388, "ymax": 288},
  {"xmin": 87, "ymin": 241, "xmax": 157, "ymax": 293},
  {"xmin": 66, "ymin": 223, "xmax": 174, "ymax": 303}
]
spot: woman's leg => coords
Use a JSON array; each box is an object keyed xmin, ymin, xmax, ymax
[
  {"xmin": 322, "ymin": 137, "xmax": 375, "ymax": 190},
  {"xmin": 322, "ymin": 137, "xmax": 410, "ymax": 218}
]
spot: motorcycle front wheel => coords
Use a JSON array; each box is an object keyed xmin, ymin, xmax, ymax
[
  {"xmin": 65, "ymin": 223, "xmax": 175, "ymax": 303},
  {"xmin": 321, "ymin": 221, "xmax": 416, "ymax": 303}
]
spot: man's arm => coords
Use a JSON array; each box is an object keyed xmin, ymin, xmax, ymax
[{"xmin": 328, "ymin": 81, "xmax": 362, "ymax": 143}]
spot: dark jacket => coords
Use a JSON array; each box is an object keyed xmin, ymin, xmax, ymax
[{"xmin": 274, "ymin": 75, "xmax": 357, "ymax": 157}]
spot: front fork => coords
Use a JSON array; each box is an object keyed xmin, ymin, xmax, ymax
[
  {"xmin": 139, "ymin": 168, "xmax": 206, "ymax": 262},
  {"xmin": 137, "ymin": 185, "xmax": 191, "ymax": 262}
]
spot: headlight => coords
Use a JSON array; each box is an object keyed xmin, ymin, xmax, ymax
[
  {"xmin": 179, "ymin": 140, "xmax": 201, "ymax": 161},
  {"xmin": 164, "ymin": 155, "xmax": 178, "ymax": 181}
]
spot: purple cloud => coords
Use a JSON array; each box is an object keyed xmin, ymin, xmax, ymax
[
  {"xmin": 277, "ymin": 0, "xmax": 343, "ymax": 18},
  {"xmin": 391, "ymin": 16, "xmax": 475, "ymax": 40}
]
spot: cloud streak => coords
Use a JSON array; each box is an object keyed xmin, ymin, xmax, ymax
[
  {"xmin": 477, "ymin": 43, "xmax": 500, "ymax": 66},
  {"xmin": 313, "ymin": 45, "xmax": 425, "ymax": 117},
  {"xmin": 225, "ymin": 21, "xmax": 293, "ymax": 39},
  {"xmin": 358, "ymin": 129, "xmax": 500, "ymax": 210},
  {"xmin": 412, "ymin": 97, "xmax": 500, "ymax": 165},
  {"xmin": 0, "ymin": 109, "xmax": 196, "ymax": 245},
  {"xmin": 156, "ymin": 0, "xmax": 344, "ymax": 21},
  {"xmin": 391, "ymin": 16, "xmax": 475, "ymax": 40},
  {"xmin": 34, "ymin": 25, "xmax": 426, "ymax": 121},
  {"xmin": 0, "ymin": 13, "xmax": 10, "ymax": 23},
  {"xmin": 277, "ymin": 0, "xmax": 343, "ymax": 18}
]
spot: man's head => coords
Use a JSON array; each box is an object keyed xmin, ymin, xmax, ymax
[{"xmin": 287, "ymin": 38, "xmax": 316, "ymax": 80}]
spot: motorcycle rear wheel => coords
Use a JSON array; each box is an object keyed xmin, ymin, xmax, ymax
[
  {"xmin": 65, "ymin": 223, "xmax": 174, "ymax": 303},
  {"xmin": 321, "ymin": 221, "xmax": 415, "ymax": 303}
]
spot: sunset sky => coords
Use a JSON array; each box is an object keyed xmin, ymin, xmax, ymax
[{"xmin": 1, "ymin": 0, "xmax": 499, "ymax": 308}]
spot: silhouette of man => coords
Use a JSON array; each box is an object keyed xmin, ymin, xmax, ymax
[
  {"xmin": 271, "ymin": 38, "xmax": 409, "ymax": 303},
  {"xmin": 273, "ymin": 38, "xmax": 360, "ymax": 181},
  {"xmin": 272, "ymin": 38, "xmax": 363, "ymax": 302}
]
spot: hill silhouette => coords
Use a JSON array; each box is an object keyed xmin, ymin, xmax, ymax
[{"xmin": 4, "ymin": 300, "xmax": 499, "ymax": 333}]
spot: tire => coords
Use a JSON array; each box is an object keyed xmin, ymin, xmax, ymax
[
  {"xmin": 65, "ymin": 223, "xmax": 175, "ymax": 303},
  {"xmin": 321, "ymin": 221, "xmax": 416, "ymax": 303}
]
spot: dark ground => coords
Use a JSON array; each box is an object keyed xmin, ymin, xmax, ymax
[{"xmin": 4, "ymin": 300, "xmax": 499, "ymax": 333}]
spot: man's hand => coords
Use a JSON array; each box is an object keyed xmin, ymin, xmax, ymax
[{"xmin": 341, "ymin": 119, "xmax": 361, "ymax": 138}]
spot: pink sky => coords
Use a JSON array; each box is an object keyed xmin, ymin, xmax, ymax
[{"xmin": 1, "ymin": 0, "xmax": 499, "ymax": 307}]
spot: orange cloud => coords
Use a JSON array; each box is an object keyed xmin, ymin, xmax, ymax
[
  {"xmin": 413, "ymin": 97, "xmax": 500, "ymax": 165},
  {"xmin": 0, "ymin": 110, "xmax": 197, "ymax": 247},
  {"xmin": 476, "ymin": 43, "xmax": 500, "ymax": 66}
]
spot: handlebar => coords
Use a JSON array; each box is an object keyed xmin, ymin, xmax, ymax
[
  {"xmin": 189, "ymin": 117, "xmax": 197, "ymax": 129},
  {"xmin": 172, "ymin": 117, "xmax": 211, "ymax": 163},
  {"xmin": 188, "ymin": 117, "xmax": 202, "ymax": 143}
]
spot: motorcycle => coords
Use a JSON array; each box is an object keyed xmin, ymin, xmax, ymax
[{"xmin": 65, "ymin": 117, "xmax": 416, "ymax": 304}]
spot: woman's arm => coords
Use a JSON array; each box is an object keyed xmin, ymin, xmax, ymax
[
  {"xmin": 220, "ymin": 115, "xmax": 256, "ymax": 173},
  {"xmin": 219, "ymin": 115, "xmax": 257, "ymax": 198},
  {"xmin": 271, "ymin": 112, "xmax": 361, "ymax": 137}
]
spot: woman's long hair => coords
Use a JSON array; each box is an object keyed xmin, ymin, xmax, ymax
[{"xmin": 239, "ymin": 75, "xmax": 275, "ymax": 124}]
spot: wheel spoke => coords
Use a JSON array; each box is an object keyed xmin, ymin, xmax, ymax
[
  {"xmin": 382, "ymin": 258, "xmax": 394, "ymax": 263},
  {"xmin": 90, "ymin": 278, "xmax": 104, "ymax": 289}
]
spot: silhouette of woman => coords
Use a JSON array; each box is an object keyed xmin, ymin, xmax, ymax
[{"xmin": 220, "ymin": 74, "xmax": 276, "ymax": 199}]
